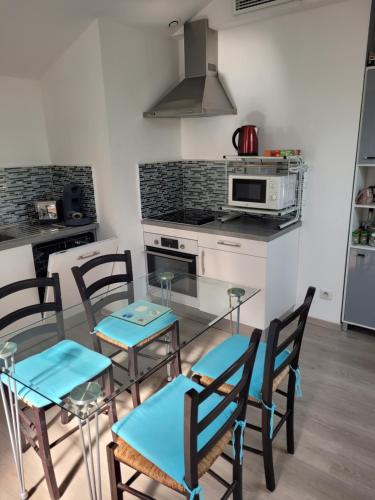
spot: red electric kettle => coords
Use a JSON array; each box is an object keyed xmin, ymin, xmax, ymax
[{"xmin": 232, "ymin": 125, "xmax": 259, "ymax": 156}]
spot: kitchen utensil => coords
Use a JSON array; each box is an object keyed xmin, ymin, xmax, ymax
[{"xmin": 232, "ymin": 125, "xmax": 258, "ymax": 156}]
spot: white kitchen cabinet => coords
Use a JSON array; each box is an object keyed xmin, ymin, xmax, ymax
[
  {"xmin": 199, "ymin": 247, "xmax": 266, "ymax": 329},
  {"xmin": 46, "ymin": 237, "xmax": 119, "ymax": 311},
  {"xmin": 142, "ymin": 223, "xmax": 300, "ymax": 331},
  {"xmin": 0, "ymin": 244, "xmax": 39, "ymax": 336},
  {"xmin": 198, "ymin": 229, "xmax": 300, "ymax": 330}
]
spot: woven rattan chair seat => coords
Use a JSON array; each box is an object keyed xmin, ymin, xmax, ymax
[
  {"xmin": 198, "ymin": 366, "xmax": 290, "ymax": 402},
  {"xmin": 114, "ymin": 430, "xmax": 232, "ymax": 493}
]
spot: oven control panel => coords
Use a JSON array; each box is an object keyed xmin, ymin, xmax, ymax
[
  {"xmin": 160, "ymin": 237, "xmax": 178, "ymax": 249},
  {"xmin": 144, "ymin": 232, "xmax": 198, "ymax": 255}
]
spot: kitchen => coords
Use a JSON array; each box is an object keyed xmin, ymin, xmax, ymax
[{"xmin": 0, "ymin": 1, "xmax": 374, "ymax": 499}]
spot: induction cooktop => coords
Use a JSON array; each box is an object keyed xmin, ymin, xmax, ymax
[{"xmin": 150, "ymin": 209, "xmax": 216, "ymax": 225}]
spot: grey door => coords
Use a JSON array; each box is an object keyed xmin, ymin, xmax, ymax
[
  {"xmin": 343, "ymin": 248, "xmax": 375, "ymax": 327},
  {"xmin": 358, "ymin": 69, "xmax": 375, "ymax": 164}
]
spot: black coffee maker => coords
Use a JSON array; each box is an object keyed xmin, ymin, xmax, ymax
[{"xmin": 62, "ymin": 183, "xmax": 92, "ymax": 226}]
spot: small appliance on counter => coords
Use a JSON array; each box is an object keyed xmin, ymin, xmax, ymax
[
  {"xmin": 35, "ymin": 200, "xmax": 58, "ymax": 223},
  {"xmin": 228, "ymin": 173, "xmax": 297, "ymax": 210},
  {"xmin": 232, "ymin": 125, "xmax": 259, "ymax": 156},
  {"xmin": 62, "ymin": 183, "xmax": 92, "ymax": 226}
]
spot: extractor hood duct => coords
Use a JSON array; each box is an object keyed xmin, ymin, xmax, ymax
[{"xmin": 143, "ymin": 19, "xmax": 237, "ymax": 118}]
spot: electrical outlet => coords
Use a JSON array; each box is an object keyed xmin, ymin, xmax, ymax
[{"xmin": 319, "ymin": 289, "xmax": 333, "ymax": 301}]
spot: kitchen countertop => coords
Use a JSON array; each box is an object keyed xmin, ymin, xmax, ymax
[
  {"xmin": 0, "ymin": 221, "xmax": 99, "ymax": 251},
  {"xmin": 142, "ymin": 215, "xmax": 301, "ymax": 242}
]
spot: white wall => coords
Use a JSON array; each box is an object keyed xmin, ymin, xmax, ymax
[
  {"xmin": 41, "ymin": 19, "xmax": 181, "ymax": 274},
  {"xmin": 0, "ymin": 76, "xmax": 50, "ymax": 166},
  {"xmin": 41, "ymin": 21, "xmax": 114, "ymax": 237},
  {"xmin": 98, "ymin": 18, "xmax": 181, "ymax": 275},
  {"xmin": 182, "ymin": 0, "xmax": 371, "ymax": 323}
]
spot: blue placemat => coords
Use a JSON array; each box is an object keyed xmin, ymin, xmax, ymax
[{"xmin": 110, "ymin": 300, "xmax": 172, "ymax": 326}]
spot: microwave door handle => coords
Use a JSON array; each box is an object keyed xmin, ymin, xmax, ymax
[{"xmin": 145, "ymin": 250, "xmax": 195, "ymax": 264}]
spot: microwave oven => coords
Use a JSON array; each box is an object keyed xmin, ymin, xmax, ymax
[{"xmin": 228, "ymin": 173, "xmax": 297, "ymax": 210}]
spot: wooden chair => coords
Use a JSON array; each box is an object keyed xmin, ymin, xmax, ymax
[
  {"xmin": 72, "ymin": 251, "xmax": 181, "ymax": 407},
  {"xmin": 0, "ymin": 274, "xmax": 117, "ymax": 499},
  {"xmin": 192, "ymin": 287, "xmax": 316, "ymax": 491},
  {"xmin": 107, "ymin": 328, "xmax": 261, "ymax": 500}
]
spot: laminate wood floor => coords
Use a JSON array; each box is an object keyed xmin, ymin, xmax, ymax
[{"xmin": 0, "ymin": 321, "xmax": 374, "ymax": 500}]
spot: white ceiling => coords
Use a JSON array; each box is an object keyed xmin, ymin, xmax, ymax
[{"xmin": 0, "ymin": 0, "xmax": 211, "ymax": 79}]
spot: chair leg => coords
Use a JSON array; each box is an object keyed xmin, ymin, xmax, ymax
[
  {"xmin": 128, "ymin": 347, "xmax": 141, "ymax": 407},
  {"xmin": 20, "ymin": 426, "xmax": 28, "ymax": 453},
  {"xmin": 184, "ymin": 488, "xmax": 200, "ymax": 499},
  {"xmin": 233, "ymin": 430, "xmax": 243, "ymax": 500},
  {"xmin": 262, "ymin": 406, "xmax": 276, "ymax": 492},
  {"xmin": 107, "ymin": 442, "xmax": 123, "ymax": 500},
  {"xmin": 104, "ymin": 365, "xmax": 118, "ymax": 426},
  {"xmin": 286, "ymin": 374, "xmax": 296, "ymax": 454},
  {"xmin": 32, "ymin": 407, "xmax": 60, "ymax": 499},
  {"xmin": 60, "ymin": 409, "xmax": 73, "ymax": 425}
]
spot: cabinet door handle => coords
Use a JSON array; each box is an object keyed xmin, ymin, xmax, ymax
[
  {"xmin": 364, "ymin": 156, "xmax": 375, "ymax": 160},
  {"xmin": 78, "ymin": 250, "xmax": 100, "ymax": 260},
  {"xmin": 201, "ymin": 250, "xmax": 205, "ymax": 275},
  {"xmin": 356, "ymin": 253, "xmax": 366, "ymax": 258},
  {"xmin": 217, "ymin": 240, "xmax": 241, "ymax": 248}
]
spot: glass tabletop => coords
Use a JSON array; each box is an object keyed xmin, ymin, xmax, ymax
[{"xmin": 0, "ymin": 272, "xmax": 259, "ymax": 419}]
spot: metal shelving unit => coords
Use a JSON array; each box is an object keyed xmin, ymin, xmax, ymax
[{"xmin": 222, "ymin": 155, "xmax": 308, "ymax": 229}]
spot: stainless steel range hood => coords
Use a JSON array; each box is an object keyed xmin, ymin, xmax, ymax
[{"xmin": 143, "ymin": 19, "xmax": 237, "ymax": 118}]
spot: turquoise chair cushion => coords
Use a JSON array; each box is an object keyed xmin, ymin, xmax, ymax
[
  {"xmin": 1, "ymin": 339, "xmax": 111, "ymax": 408},
  {"xmin": 192, "ymin": 336, "xmax": 290, "ymax": 401},
  {"xmin": 112, "ymin": 374, "xmax": 236, "ymax": 485},
  {"xmin": 95, "ymin": 312, "xmax": 177, "ymax": 348}
]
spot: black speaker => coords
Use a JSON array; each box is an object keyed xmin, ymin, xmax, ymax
[{"xmin": 62, "ymin": 183, "xmax": 92, "ymax": 226}]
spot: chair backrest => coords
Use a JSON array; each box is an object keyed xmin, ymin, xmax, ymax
[
  {"xmin": 0, "ymin": 273, "xmax": 64, "ymax": 340},
  {"xmin": 262, "ymin": 286, "xmax": 316, "ymax": 404},
  {"xmin": 71, "ymin": 251, "xmax": 134, "ymax": 331},
  {"xmin": 183, "ymin": 328, "xmax": 262, "ymax": 490}
]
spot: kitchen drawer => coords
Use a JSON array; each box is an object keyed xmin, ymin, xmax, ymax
[{"xmin": 197, "ymin": 232, "xmax": 267, "ymax": 257}]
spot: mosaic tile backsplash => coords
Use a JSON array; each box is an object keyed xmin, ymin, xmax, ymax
[
  {"xmin": 0, "ymin": 166, "xmax": 96, "ymax": 226},
  {"xmin": 138, "ymin": 163, "xmax": 183, "ymax": 218},
  {"xmin": 139, "ymin": 161, "xmax": 227, "ymax": 218}
]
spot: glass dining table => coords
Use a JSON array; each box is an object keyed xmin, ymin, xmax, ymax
[{"xmin": 0, "ymin": 271, "xmax": 259, "ymax": 500}]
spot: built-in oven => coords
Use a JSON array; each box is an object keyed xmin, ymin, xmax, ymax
[{"xmin": 144, "ymin": 232, "xmax": 198, "ymax": 297}]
